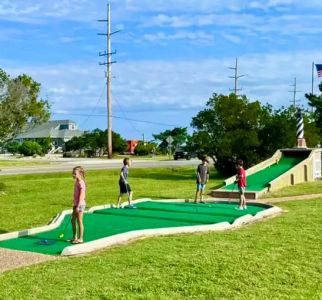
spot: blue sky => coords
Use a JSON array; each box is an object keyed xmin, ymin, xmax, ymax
[{"xmin": 1, "ymin": 0, "xmax": 322, "ymax": 140}]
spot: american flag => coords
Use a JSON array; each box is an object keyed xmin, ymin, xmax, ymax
[{"xmin": 316, "ymin": 64, "xmax": 322, "ymax": 77}]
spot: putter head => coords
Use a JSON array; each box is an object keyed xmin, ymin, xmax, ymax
[{"xmin": 35, "ymin": 239, "xmax": 55, "ymax": 245}]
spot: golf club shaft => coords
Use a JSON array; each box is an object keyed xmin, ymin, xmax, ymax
[{"xmin": 59, "ymin": 213, "xmax": 72, "ymax": 237}]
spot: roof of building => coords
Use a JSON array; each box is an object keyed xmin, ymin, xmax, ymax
[{"xmin": 14, "ymin": 120, "xmax": 84, "ymax": 140}]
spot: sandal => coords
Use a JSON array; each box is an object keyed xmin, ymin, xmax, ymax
[
  {"xmin": 67, "ymin": 238, "xmax": 77, "ymax": 243},
  {"xmin": 72, "ymin": 239, "xmax": 83, "ymax": 244}
]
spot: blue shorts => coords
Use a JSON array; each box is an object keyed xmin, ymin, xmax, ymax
[{"xmin": 196, "ymin": 183, "xmax": 206, "ymax": 191}]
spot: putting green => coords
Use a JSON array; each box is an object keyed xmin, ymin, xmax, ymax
[
  {"xmin": 0, "ymin": 201, "xmax": 269, "ymax": 255},
  {"xmin": 224, "ymin": 156, "xmax": 304, "ymax": 192}
]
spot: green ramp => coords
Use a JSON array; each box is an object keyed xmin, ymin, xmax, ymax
[
  {"xmin": 223, "ymin": 156, "xmax": 304, "ymax": 192},
  {"xmin": 0, "ymin": 201, "xmax": 268, "ymax": 255}
]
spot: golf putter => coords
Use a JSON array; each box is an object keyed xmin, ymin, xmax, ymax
[{"xmin": 58, "ymin": 213, "xmax": 72, "ymax": 239}]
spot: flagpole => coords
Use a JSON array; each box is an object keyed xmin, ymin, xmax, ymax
[{"xmin": 311, "ymin": 62, "xmax": 314, "ymax": 94}]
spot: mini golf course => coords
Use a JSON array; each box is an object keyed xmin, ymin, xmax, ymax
[{"xmin": 0, "ymin": 200, "xmax": 281, "ymax": 256}]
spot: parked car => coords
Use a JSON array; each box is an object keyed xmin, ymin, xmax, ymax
[{"xmin": 174, "ymin": 150, "xmax": 198, "ymax": 160}]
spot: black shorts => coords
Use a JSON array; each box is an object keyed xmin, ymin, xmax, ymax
[{"xmin": 119, "ymin": 180, "xmax": 131, "ymax": 194}]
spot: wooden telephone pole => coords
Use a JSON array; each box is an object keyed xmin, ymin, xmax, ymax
[{"xmin": 98, "ymin": 3, "xmax": 119, "ymax": 158}]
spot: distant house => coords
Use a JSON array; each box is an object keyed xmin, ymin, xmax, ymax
[
  {"xmin": 14, "ymin": 120, "xmax": 83, "ymax": 149},
  {"xmin": 127, "ymin": 140, "xmax": 139, "ymax": 154}
]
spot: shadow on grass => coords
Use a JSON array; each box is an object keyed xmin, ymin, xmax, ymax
[
  {"xmin": 0, "ymin": 182, "xmax": 6, "ymax": 191},
  {"xmin": 0, "ymin": 229, "xmax": 8, "ymax": 234},
  {"xmin": 131, "ymin": 169, "xmax": 194, "ymax": 181},
  {"xmin": 211, "ymin": 183, "xmax": 225, "ymax": 190},
  {"xmin": 131, "ymin": 168, "xmax": 223, "ymax": 182}
]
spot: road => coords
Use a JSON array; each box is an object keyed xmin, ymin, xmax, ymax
[{"xmin": 0, "ymin": 159, "xmax": 200, "ymax": 176}]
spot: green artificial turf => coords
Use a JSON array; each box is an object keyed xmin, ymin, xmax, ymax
[
  {"xmin": 0, "ymin": 201, "xmax": 267, "ymax": 255},
  {"xmin": 224, "ymin": 156, "xmax": 304, "ymax": 192},
  {"xmin": 0, "ymin": 199, "xmax": 321, "ymax": 300}
]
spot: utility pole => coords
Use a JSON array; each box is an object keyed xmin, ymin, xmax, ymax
[
  {"xmin": 228, "ymin": 57, "xmax": 245, "ymax": 95},
  {"xmin": 289, "ymin": 77, "xmax": 301, "ymax": 108},
  {"xmin": 98, "ymin": 3, "xmax": 119, "ymax": 158}
]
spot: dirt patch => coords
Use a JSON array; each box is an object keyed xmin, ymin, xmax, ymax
[{"xmin": 0, "ymin": 248, "xmax": 57, "ymax": 273}]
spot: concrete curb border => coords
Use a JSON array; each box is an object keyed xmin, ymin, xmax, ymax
[{"xmin": 0, "ymin": 209, "xmax": 73, "ymax": 241}]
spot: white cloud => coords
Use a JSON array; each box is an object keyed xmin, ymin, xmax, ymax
[
  {"xmin": 2, "ymin": 50, "xmax": 319, "ymax": 116},
  {"xmin": 58, "ymin": 36, "xmax": 83, "ymax": 44},
  {"xmin": 142, "ymin": 31, "xmax": 214, "ymax": 43},
  {"xmin": 1, "ymin": 0, "xmax": 321, "ymax": 24}
]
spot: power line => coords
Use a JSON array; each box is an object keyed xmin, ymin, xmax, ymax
[
  {"xmin": 52, "ymin": 112, "xmax": 179, "ymax": 127},
  {"xmin": 113, "ymin": 96, "xmax": 142, "ymax": 136},
  {"xmin": 79, "ymin": 84, "xmax": 106, "ymax": 128}
]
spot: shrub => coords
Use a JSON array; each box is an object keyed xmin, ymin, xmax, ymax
[
  {"xmin": 19, "ymin": 141, "xmax": 42, "ymax": 156},
  {"xmin": 5, "ymin": 141, "xmax": 20, "ymax": 154},
  {"xmin": 134, "ymin": 142, "xmax": 155, "ymax": 156}
]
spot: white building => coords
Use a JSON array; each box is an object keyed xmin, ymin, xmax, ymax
[{"xmin": 14, "ymin": 120, "xmax": 83, "ymax": 149}]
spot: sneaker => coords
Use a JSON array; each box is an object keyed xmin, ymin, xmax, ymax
[
  {"xmin": 243, "ymin": 206, "xmax": 247, "ymax": 210},
  {"xmin": 235, "ymin": 206, "xmax": 243, "ymax": 210},
  {"xmin": 124, "ymin": 204, "xmax": 137, "ymax": 209}
]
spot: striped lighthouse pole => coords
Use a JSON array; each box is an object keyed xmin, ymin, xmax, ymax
[{"xmin": 296, "ymin": 109, "xmax": 307, "ymax": 148}]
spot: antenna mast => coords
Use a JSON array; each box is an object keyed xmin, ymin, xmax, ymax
[
  {"xmin": 288, "ymin": 77, "xmax": 301, "ymax": 108},
  {"xmin": 228, "ymin": 57, "xmax": 245, "ymax": 95}
]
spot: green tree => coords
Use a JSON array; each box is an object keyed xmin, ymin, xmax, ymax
[
  {"xmin": 191, "ymin": 93, "xmax": 321, "ymax": 176},
  {"xmin": 0, "ymin": 69, "xmax": 50, "ymax": 142},
  {"xmin": 258, "ymin": 105, "xmax": 320, "ymax": 154},
  {"xmin": 37, "ymin": 137, "xmax": 53, "ymax": 154},
  {"xmin": 191, "ymin": 93, "xmax": 263, "ymax": 174},
  {"xmin": 64, "ymin": 129, "xmax": 127, "ymax": 156},
  {"xmin": 153, "ymin": 127, "xmax": 189, "ymax": 152}
]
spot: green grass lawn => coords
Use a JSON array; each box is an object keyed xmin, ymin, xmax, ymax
[
  {"xmin": 263, "ymin": 180, "xmax": 322, "ymax": 198},
  {"xmin": 0, "ymin": 167, "xmax": 321, "ymax": 299},
  {"xmin": 0, "ymin": 159, "xmax": 51, "ymax": 168}
]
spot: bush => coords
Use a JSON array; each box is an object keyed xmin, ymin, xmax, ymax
[
  {"xmin": 134, "ymin": 142, "xmax": 155, "ymax": 156},
  {"xmin": 19, "ymin": 141, "xmax": 42, "ymax": 156},
  {"xmin": 37, "ymin": 137, "xmax": 52, "ymax": 154},
  {"xmin": 5, "ymin": 141, "xmax": 20, "ymax": 154}
]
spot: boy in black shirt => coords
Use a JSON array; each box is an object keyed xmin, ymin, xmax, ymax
[{"xmin": 194, "ymin": 156, "xmax": 210, "ymax": 203}]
